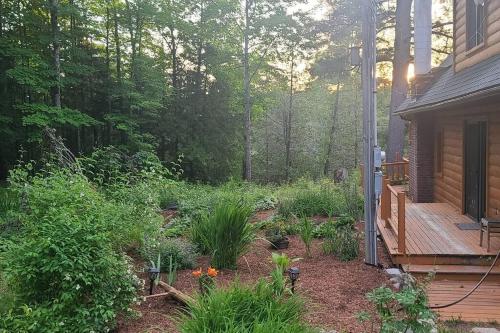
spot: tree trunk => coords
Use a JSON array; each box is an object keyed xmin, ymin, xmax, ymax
[
  {"xmin": 105, "ymin": 4, "xmax": 112, "ymax": 145},
  {"xmin": 323, "ymin": 80, "xmax": 341, "ymax": 176},
  {"xmin": 49, "ymin": 0, "xmax": 61, "ymax": 108},
  {"xmin": 242, "ymin": 0, "xmax": 252, "ymax": 181},
  {"xmin": 386, "ymin": 0, "xmax": 412, "ymax": 162}
]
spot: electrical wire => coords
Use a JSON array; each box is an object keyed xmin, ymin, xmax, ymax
[{"xmin": 429, "ymin": 250, "xmax": 500, "ymax": 309}]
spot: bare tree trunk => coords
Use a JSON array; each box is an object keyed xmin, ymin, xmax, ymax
[
  {"xmin": 386, "ymin": 0, "xmax": 412, "ymax": 162},
  {"xmin": 49, "ymin": 0, "xmax": 61, "ymax": 108},
  {"xmin": 105, "ymin": 4, "xmax": 112, "ymax": 145},
  {"xmin": 242, "ymin": 0, "xmax": 252, "ymax": 181},
  {"xmin": 323, "ymin": 80, "xmax": 341, "ymax": 176}
]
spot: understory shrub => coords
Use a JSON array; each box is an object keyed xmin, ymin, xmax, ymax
[
  {"xmin": 142, "ymin": 237, "xmax": 198, "ymax": 271},
  {"xmin": 0, "ymin": 169, "xmax": 146, "ymax": 332},
  {"xmin": 191, "ymin": 202, "xmax": 254, "ymax": 269},
  {"xmin": 322, "ymin": 216, "xmax": 359, "ymax": 261},
  {"xmin": 179, "ymin": 280, "xmax": 314, "ymax": 333}
]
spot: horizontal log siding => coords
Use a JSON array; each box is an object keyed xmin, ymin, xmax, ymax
[
  {"xmin": 434, "ymin": 116, "xmax": 464, "ymax": 210},
  {"xmin": 455, "ymin": 0, "xmax": 500, "ymax": 72},
  {"xmin": 431, "ymin": 103, "xmax": 500, "ymax": 217},
  {"xmin": 488, "ymin": 112, "xmax": 500, "ymax": 216}
]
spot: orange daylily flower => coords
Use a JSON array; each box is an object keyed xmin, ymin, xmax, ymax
[
  {"xmin": 192, "ymin": 268, "xmax": 202, "ymax": 278},
  {"xmin": 207, "ymin": 267, "xmax": 218, "ymax": 277}
]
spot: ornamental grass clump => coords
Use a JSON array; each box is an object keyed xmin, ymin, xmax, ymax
[
  {"xmin": 179, "ymin": 280, "xmax": 313, "ymax": 333},
  {"xmin": 191, "ymin": 202, "xmax": 254, "ymax": 269}
]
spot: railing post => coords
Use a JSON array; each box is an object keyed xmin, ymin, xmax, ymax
[
  {"xmin": 397, "ymin": 192, "xmax": 406, "ymax": 254},
  {"xmin": 381, "ymin": 178, "xmax": 391, "ymax": 227}
]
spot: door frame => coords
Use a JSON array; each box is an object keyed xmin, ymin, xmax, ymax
[{"xmin": 462, "ymin": 118, "xmax": 488, "ymax": 221}]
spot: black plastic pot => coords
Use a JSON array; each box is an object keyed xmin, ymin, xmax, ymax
[{"xmin": 270, "ymin": 237, "xmax": 290, "ymax": 250}]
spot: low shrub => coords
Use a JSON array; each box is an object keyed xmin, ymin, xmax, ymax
[
  {"xmin": 322, "ymin": 216, "xmax": 359, "ymax": 261},
  {"xmin": 0, "ymin": 169, "xmax": 146, "ymax": 332},
  {"xmin": 367, "ymin": 276, "xmax": 436, "ymax": 333},
  {"xmin": 191, "ymin": 202, "xmax": 254, "ymax": 269},
  {"xmin": 142, "ymin": 237, "xmax": 198, "ymax": 271},
  {"xmin": 179, "ymin": 280, "xmax": 313, "ymax": 333}
]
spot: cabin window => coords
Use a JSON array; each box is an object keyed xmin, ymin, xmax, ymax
[
  {"xmin": 435, "ymin": 130, "xmax": 444, "ymax": 175},
  {"xmin": 466, "ymin": 0, "xmax": 486, "ymax": 50}
]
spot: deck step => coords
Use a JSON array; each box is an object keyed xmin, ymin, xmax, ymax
[{"xmin": 404, "ymin": 264, "xmax": 500, "ymax": 281}]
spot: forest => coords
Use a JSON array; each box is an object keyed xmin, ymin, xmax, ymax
[{"xmin": 0, "ymin": 0, "xmax": 452, "ymax": 183}]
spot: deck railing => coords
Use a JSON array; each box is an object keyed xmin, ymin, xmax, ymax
[
  {"xmin": 360, "ymin": 157, "xmax": 409, "ymax": 187},
  {"xmin": 381, "ymin": 178, "xmax": 406, "ymax": 254},
  {"xmin": 381, "ymin": 158, "xmax": 409, "ymax": 184}
]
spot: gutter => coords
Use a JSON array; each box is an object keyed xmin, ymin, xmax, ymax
[{"xmin": 395, "ymin": 84, "xmax": 500, "ymax": 118}]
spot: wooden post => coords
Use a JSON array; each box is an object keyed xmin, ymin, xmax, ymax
[
  {"xmin": 381, "ymin": 178, "xmax": 391, "ymax": 226},
  {"xmin": 397, "ymin": 192, "xmax": 406, "ymax": 254}
]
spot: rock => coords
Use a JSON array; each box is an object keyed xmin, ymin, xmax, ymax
[
  {"xmin": 385, "ymin": 268, "xmax": 402, "ymax": 277},
  {"xmin": 472, "ymin": 328, "xmax": 500, "ymax": 333}
]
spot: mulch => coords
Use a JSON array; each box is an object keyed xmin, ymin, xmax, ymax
[{"xmin": 116, "ymin": 219, "xmax": 393, "ymax": 333}]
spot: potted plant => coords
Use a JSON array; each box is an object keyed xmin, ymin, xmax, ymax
[{"xmin": 265, "ymin": 222, "xmax": 289, "ymax": 250}]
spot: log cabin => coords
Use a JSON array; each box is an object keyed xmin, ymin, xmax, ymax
[{"xmin": 377, "ymin": 0, "xmax": 500, "ymax": 322}]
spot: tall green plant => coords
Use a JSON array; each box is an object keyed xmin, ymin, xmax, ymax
[
  {"xmin": 179, "ymin": 280, "xmax": 313, "ymax": 333},
  {"xmin": 299, "ymin": 217, "xmax": 314, "ymax": 257},
  {"xmin": 191, "ymin": 202, "xmax": 254, "ymax": 269}
]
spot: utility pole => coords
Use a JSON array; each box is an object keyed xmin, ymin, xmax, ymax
[{"xmin": 362, "ymin": 0, "xmax": 378, "ymax": 266}]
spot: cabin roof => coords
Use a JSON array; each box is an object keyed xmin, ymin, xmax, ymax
[{"xmin": 396, "ymin": 54, "xmax": 500, "ymax": 115}]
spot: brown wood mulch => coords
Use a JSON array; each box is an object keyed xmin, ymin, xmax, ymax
[{"xmin": 116, "ymin": 221, "xmax": 393, "ymax": 333}]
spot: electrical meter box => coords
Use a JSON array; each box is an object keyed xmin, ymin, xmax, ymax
[
  {"xmin": 374, "ymin": 170, "xmax": 384, "ymax": 198},
  {"xmin": 374, "ymin": 146, "xmax": 383, "ymax": 168}
]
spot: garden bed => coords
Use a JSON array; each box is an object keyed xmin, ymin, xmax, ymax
[{"xmin": 117, "ymin": 221, "xmax": 392, "ymax": 333}]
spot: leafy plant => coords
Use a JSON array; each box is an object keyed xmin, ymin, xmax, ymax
[
  {"xmin": 179, "ymin": 280, "xmax": 313, "ymax": 333},
  {"xmin": 191, "ymin": 202, "xmax": 254, "ymax": 269},
  {"xmin": 322, "ymin": 217, "xmax": 359, "ymax": 261},
  {"xmin": 142, "ymin": 237, "xmax": 198, "ymax": 271},
  {"xmin": 299, "ymin": 217, "xmax": 314, "ymax": 256},
  {"xmin": 167, "ymin": 255, "xmax": 178, "ymax": 285},
  {"xmin": 265, "ymin": 221, "xmax": 288, "ymax": 243},
  {"xmin": 367, "ymin": 277, "xmax": 436, "ymax": 333}
]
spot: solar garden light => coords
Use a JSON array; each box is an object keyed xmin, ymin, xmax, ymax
[
  {"xmin": 148, "ymin": 267, "xmax": 160, "ymax": 295},
  {"xmin": 287, "ymin": 267, "xmax": 300, "ymax": 294}
]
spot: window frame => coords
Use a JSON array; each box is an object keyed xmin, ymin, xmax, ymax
[{"xmin": 466, "ymin": 0, "xmax": 487, "ymax": 52}]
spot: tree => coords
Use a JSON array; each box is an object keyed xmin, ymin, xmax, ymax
[{"xmin": 386, "ymin": 0, "xmax": 412, "ymax": 162}]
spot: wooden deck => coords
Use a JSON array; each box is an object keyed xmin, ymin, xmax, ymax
[
  {"xmin": 377, "ymin": 194, "xmax": 500, "ymax": 322},
  {"xmin": 428, "ymin": 280, "xmax": 500, "ymax": 322},
  {"xmin": 378, "ymin": 199, "xmax": 500, "ymax": 265}
]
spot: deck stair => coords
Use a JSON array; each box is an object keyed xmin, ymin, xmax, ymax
[{"xmin": 403, "ymin": 264, "xmax": 500, "ymax": 282}]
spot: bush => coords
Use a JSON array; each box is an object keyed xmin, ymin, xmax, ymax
[
  {"xmin": 367, "ymin": 276, "xmax": 436, "ymax": 333},
  {"xmin": 179, "ymin": 280, "xmax": 313, "ymax": 333},
  {"xmin": 191, "ymin": 202, "xmax": 254, "ymax": 269},
  {"xmin": 142, "ymin": 237, "xmax": 198, "ymax": 271},
  {"xmin": 0, "ymin": 170, "xmax": 145, "ymax": 332},
  {"xmin": 322, "ymin": 216, "xmax": 359, "ymax": 261}
]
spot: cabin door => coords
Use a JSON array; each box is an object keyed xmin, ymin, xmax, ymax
[{"xmin": 464, "ymin": 121, "xmax": 487, "ymax": 221}]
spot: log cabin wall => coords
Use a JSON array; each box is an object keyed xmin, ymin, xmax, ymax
[
  {"xmin": 431, "ymin": 101, "xmax": 500, "ymax": 216},
  {"xmin": 455, "ymin": 0, "xmax": 500, "ymax": 72}
]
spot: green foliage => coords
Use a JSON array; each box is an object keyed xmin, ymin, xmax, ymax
[
  {"xmin": 367, "ymin": 278, "xmax": 436, "ymax": 333},
  {"xmin": 299, "ymin": 217, "xmax": 314, "ymax": 256},
  {"xmin": 265, "ymin": 220, "xmax": 288, "ymax": 243},
  {"xmin": 179, "ymin": 280, "xmax": 313, "ymax": 333},
  {"xmin": 277, "ymin": 179, "xmax": 355, "ymax": 218},
  {"xmin": 322, "ymin": 216, "xmax": 359, "ymax": 261},
  {"xmin": 191, "ymin": 202, "xmax": 254, "ymax": 269},
  {"xmin": 142, "ymin": 237, "xmax": 198, "ymax": 272},
  {"xmin": 0, "ymin": 172, "xmax": 141, "ymax": 332}
]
